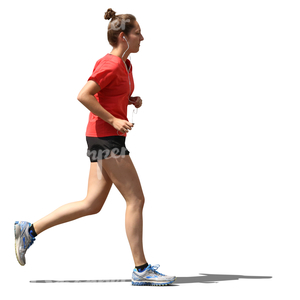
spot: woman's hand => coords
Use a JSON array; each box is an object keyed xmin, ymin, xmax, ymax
[
  {"xmin": 129, "ymin": 96, "xmax": 143, "ymax": 108},
  {"xmin": 112, "ymin": 118, "xmax": 134, "ymax": 134}
]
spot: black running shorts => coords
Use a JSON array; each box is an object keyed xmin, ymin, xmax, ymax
[{"xmin": 86, "ymin": 136, "xmax": 130, "ymax": 162}]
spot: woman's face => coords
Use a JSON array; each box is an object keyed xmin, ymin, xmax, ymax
[{"xmin": 127, "ymin": 21, "xmax": 144, "ymax": 53}]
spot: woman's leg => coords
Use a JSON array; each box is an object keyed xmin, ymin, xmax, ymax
[
  {"xmin": 33, "ymin": 162, "xmax": 112, "ymax": 235},
  {"xmin": 101, "ymin": 155, "xmax": 147, "ymax": 267}
]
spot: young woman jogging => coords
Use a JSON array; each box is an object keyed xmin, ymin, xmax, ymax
[{"xmin": 14, "ymin": 8, "xmax": 176, "ymax": 286}]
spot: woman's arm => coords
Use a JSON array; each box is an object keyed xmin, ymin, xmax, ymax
[
  {"xmin": 77, "ymin": 80, "xmax": 133, "ymax": 133},
  {"xmin": 77, "ymin": 80, "xmax": 114, "ymax": 125}
]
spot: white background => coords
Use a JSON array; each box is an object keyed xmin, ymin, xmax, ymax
[{"xmin": 1, "ymin": 0, "xmax": 299, "ymax": 299}]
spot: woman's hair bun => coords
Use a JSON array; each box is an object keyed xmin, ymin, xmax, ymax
[{"xmin": 104, "ymin": 8, "xmax": 116, "ymax": 20}]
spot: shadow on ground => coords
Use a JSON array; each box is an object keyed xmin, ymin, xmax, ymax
[
  {"xmin": 30, "ymin": 273, "xmax": 272, "ymax": 284},
  {"xmin": 175, "ymin": 273, "xmax": 272, "ymax": 284}
]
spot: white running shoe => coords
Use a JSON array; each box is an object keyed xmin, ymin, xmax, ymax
[
  {"xmin": 14, "ymin": 221, "xmax": 35, "ymax": 266},
  {"xmin": 132, "ymin": 264, "xmax": 176, "ymax": 286}
]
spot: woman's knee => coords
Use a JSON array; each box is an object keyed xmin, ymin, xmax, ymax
[
  {"xmin": 86, "ymin": 205, "xmax": 102, "ymax": 215},
  {"xmin": 81, "ymin": 198, "xmax": 103, "ymax": 216},
  {"xmin": 126, "ymin": 195, "xmax": 145, "ymax": 209}
]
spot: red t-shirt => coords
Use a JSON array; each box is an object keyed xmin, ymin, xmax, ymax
[{"xmin": 85, "ymin": 53, "xmax": 134, "ymax": 137}]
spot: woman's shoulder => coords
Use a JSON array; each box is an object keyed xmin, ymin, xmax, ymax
[{"xmin": 94, "ymin": 54, "xmax": 120, "ymax": 70}]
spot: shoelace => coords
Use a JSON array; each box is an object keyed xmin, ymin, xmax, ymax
[
  {"xmin": 26, "ymin": 234, "xmax": 35, "ymax": 249},
  {"xmin": 20, "ymin": 222, "xmax": 35, "ymax": 249},
  {"xmin": 149, "ymin": 264, "xmax": 165, "ymax": 276},
  {"xmin": 28, "ymin": 236, "xmax": 35, "ymax": 248}
]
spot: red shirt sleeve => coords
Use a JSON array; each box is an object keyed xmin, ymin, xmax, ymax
[{"xmin": 88, "ymin": 61, "xmax": 117, "ymax": 90}]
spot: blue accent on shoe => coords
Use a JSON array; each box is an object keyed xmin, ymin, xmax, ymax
[
  {"xmin": 147, "ymin": 264, "xmax": 165, "ymax": 276},
  {"xmin": 14, "ymin": 221, "xmax": 36, "ymax": 266},
  {"xmin": 132, "ymin": 279, "xmax": 176, "ymax": 286},
  {"xmin": 131, "ymin": 264, "xmax": 176, "ymax": 286}
]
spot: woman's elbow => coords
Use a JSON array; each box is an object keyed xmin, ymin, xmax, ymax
[
  {"xmin": 77, "ymin": 92, "xmax": 86, "ymax": 103},
  {"xmin": 77, "ymin": 81, "xmax": 100, "ymax": 103}
]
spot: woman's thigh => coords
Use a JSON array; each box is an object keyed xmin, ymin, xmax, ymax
[
  {"xmin": 84, "ymin": 162, "xmax": 113, "ymax": 211},
  {"xmin": 101, "ymin": 155, "xmax": 144, "ymax": 203}
]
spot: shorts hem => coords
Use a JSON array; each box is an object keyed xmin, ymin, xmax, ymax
[{"xmin": 90, "ymin": 151, "xmax": 130, "ymax": 162}]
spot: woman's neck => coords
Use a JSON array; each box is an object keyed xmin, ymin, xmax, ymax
[{"xmin": 110, "ymin": 48, "xmax": 130, "ymax": 62}]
